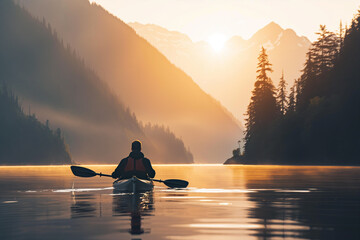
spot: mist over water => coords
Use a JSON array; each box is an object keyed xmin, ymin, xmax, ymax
[{"xmin": 1, "ymin": 165, "xmax": 360, "ymax": 239}]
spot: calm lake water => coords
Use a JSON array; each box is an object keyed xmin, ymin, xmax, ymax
[{"xmin": 0, "ymin": 165, "xmax": 360, "ymax": 240}]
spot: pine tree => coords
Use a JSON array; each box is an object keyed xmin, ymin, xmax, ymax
[
  {"xmin": 312, "ymin": 25, "xmax": 339, "ymax": 74},
  {"xmin": 244, "ymin": 47, "xmax": 280, "ymax": 160},
  {"xmin": 288, "ymin": 84, "xmax": 296, "ymax": 113},
  {"xmin": 296, "ymin": 25, "xmax": 340, "ymax": 112},
  {"xmin": 338, "ymin": 21, "xmax": 345, "ymax": 52},
  {"xmin": 277, "ymin": 70, "xmax": 288, "ymax": 115},
  {"xmin": 299, "ymin": 51, "xmax": 316, "ymax": 91}
]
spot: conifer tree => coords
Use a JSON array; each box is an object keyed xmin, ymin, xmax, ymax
[
  {"xmin": 277, "ymin": 70, "xmax": 288, "ymax": 115},
  {"xmin": 244, "ymin": 47, "xmax": 279, "ymax": 160},
  {"xmin": 286, "ymin": 80, "xmax": 296, "ymax": 112},
  {"xmin": 312, "ymin": 25, "xmax": 339, "ymax": 74},
  {"xmin": 296, "ymin": 25, "xmax": 339, "ymax": 112},
  {"xmin": 338, "ymin": 21, "xmax": 345, "ymax": 52},
  {"xmin": 299, "ymin": 52, "xmax": 315, "ymax": 90}
]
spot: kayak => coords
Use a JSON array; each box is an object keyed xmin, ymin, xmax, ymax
[
  {"xmin": 113, "ymin": 176, "xmax": 154, "ymax": 193},
  {"xmin": 70, "ymin": 166, "xmax": 188, "ymax": 190}
]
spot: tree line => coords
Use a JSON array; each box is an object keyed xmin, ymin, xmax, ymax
[
  {"xmin": 243, "ymin": 11, "xmax": 360, "ymax": 165},
  {"xmin": 0, "ymin": 0, "xmax": 194, "ymax": 164},
  {"xmin": 0, "ymin": 83, "xmax": 72, "ymax": 165}
]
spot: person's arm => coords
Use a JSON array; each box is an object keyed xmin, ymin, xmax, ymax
[
  {"xmin": 143, "ymin": 158, "xmax": 156, "ymax": 178},
  {"xmin": 112, "ymin": 158, "xmax": 127, "ymax": 178}
]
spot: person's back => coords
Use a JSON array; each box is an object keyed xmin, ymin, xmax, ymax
[{"xmin": 112, "ymin": 140, "xmax": 155, "ymax": 180}]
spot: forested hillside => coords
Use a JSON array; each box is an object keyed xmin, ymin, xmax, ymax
[
  {"xmin": 0, "ymin": 0, "xmax": 193, "ymax": 164},
  {"xmin": 242, "ymin": 11, "xmax": 360, "ymax": 165},
  {"xmin": 18, "ymin": 0, "xmax": 241, "ymax": 162},
  {"xmin": 0, "ymin": 84, "xmax": 71, "ymax": 165}
]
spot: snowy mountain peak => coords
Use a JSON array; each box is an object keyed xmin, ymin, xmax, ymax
[
  {"xmin": 250, "ymin": 21, "xmax": 284, "ymax": 43},
  {"xmin": 128, "ymin": 21, "xmax": 312, "ymax": 123},
  {"xmin": 129, "ymin": 22, "xmax": 193, "ymax": 43}
]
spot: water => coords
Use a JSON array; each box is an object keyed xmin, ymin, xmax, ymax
[{"xmin": 1, "ymin": 165, "xmax": 360, "ymax": 240}]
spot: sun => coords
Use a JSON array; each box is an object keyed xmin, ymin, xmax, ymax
[{"xmin": 207, "ymin": 33, "xmax": 228, "ymax": 53}]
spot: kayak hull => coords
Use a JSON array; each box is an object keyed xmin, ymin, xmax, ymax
[{"xmin": 113, "ymin": 176, "xmax": 153, "ymax": 193}]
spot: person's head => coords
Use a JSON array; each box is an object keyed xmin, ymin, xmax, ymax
[{"xmin": 131, "ymin": 140, "xmax": 142, "ymax": 152}]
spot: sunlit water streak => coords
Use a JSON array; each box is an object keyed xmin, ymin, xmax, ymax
[{"xmin": 0, "ymin": 165, "xmax": 360, "ymax": 239}]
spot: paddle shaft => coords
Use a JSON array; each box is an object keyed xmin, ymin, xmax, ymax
[
  {"xmin": 96, "ymin": 173, "xmax": 112, "ymax": 177},
  {"xmin": 98, "ymin": 173, "xmax": 162, "ymax": 181},
  {"xmin": 152, "ymin": 179, "xmax": 165, "ymax": 183},
  {"xmin": 70, "ymin": 166, "xmax": 188, "ymax": 188}
]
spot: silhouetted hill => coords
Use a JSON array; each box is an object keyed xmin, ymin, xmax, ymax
[
  {"xmin": 0, "ymin": 0, "xmax": 193, "ymax": 164},
  {"xmin": 129, "ymin": 21, "xmax": 311, "ymax": 122},
  {"xmin": 240, "ymin": 11, "xmax": 360, "ymax": 165},
  {"xmin": 18, "ymin": 0, "xmax": 242, "ymax": 163},
  {"xmin": 0, "ymin": 84, "xmax": 71, "ymax": 165}
]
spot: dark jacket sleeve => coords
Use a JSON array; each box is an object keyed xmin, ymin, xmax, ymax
[
  {"xmin": 112, "ymin": 158, "xmax": 127, "ymax": 178},
  {"xmin": 143, "ymin": 158, "xmax": 156, "ymax": 178}
]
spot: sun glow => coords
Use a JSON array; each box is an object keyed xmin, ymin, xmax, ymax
[{"xmin": 207, "ymin": 33, "xmax": 228, "ymax": 53}]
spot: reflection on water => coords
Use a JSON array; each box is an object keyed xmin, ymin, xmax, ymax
[
  {"xmin": 71, "ymin": 193, "xmax": 97, "ymax": 218},
  {"xmin": 248, "ymin": 188, "xmax": 360, "ymax": 239},
  {"xmin": 70, "ymin": 188, "xmax": 154, "ymax": 235},
  {"xmin": 0, "ymin": 165, "xmax": 360, "ymax": 239},
  {"xmin": 112, "ymin": 191, "xmax": 153, "ymax": 235},
  {"xmin": 243, "ymin": 168, "xmax": 360, "ymax": 240}
]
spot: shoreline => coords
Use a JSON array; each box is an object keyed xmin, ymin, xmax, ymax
[{"xmin": 1, "ymin": 164, "xmax": 360, "ymax": 167}]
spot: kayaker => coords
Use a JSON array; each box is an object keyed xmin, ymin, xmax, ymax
[{"xmin": 111, "ymin": 140, "xmax": 156, "ymax": 180}]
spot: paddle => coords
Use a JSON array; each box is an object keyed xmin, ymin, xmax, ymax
[
  {"xmin": 152, "ymin": 179, "xmax": 189, "ymax": 188},
  {"xmin": 70, "ymin": 165, "xmax": 112, "ymax": 177},
  {"xmin": 70, "ymin": 166, "xmax": 189, "ymax": 188}
]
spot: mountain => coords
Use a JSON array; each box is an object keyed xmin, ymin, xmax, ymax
[
  {"xmin": 238, "ymin": 11, "xmax": 360, "ymax": 165},
  {"xmin": 250, "ymin": 21, "xmax": 283, "ymax": 43},
  {"xmin": 128, "ymin": 21, "xmax": 312, "ymax": 122},
  {"xmin": 129, "ymin": 22, "xmax": 195, "ymax": 56},
  {"xmin": 18, "ymin": 0, "xmax": 243, "ymax": 163},
  {"xmin": 0, "ymin": 84, "xmax": 71, "ymax": 165},
  {"xmin": 1, "ymin": 0, "xmax": 193, "ymax": 164}
]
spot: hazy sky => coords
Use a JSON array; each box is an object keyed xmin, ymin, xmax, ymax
[{"xmin": 91, "ymin": 0, "xmax": 360, "ymax": 42}]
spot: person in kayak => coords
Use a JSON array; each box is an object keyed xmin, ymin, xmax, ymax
[{"xmin": 111, "ymin": 140, "xmax": 156, "ymax": 180}]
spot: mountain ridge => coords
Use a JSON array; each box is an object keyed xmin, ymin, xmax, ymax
[
  {"xmin": 129, "ymin": 21, "xmax": 312, "ymax": 122},
  {"xmin": 19, "ymin": 0, "xmax": 242, "ymax": 163},
  {"xmin": 1, "ymin": 0, "xmax": 194, "ymax": 164}
]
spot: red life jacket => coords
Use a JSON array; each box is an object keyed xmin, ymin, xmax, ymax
[{"xmin": 124, "ymin": 157, "xmax": 146, "ymax": 174}]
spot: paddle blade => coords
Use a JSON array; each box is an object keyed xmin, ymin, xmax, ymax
[
  {"xmin": 71, "ymin": 166, "xmax": 97, "ymax": 177},
  {"xmin": 163, "ymin": 179, "xmax": 189, "ymax": 188}
]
